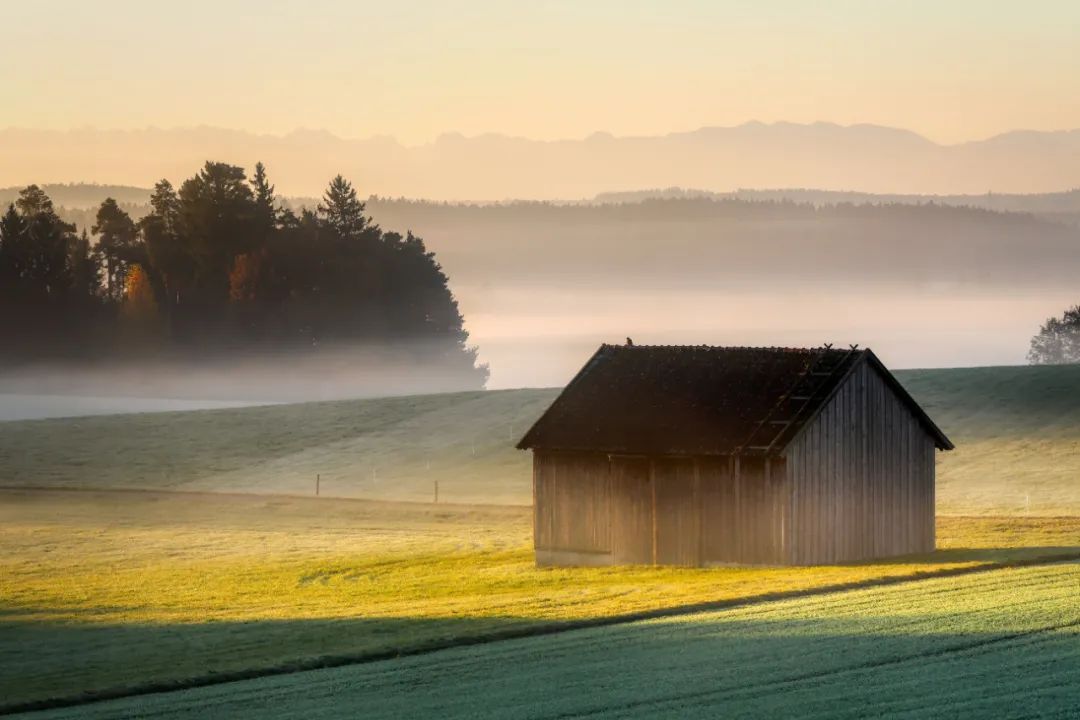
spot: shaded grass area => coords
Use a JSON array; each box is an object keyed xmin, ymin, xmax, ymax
[
  {"xmin": 3, "ymin": 489, "xmax": 1080, "ymax": 711},
  {"xmin": 4, "ymin": 364, "xmax": 1080, "ymax": 512},
  {"xmin": 23, "ymin": 561, "xmax": 1080, "ymax": 720}
]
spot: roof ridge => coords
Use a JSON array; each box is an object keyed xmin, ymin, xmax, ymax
[
  {"xmin": 605, "ymin": 343, "xmax": 844, "ymax": 352},
  {"xmin": 518, "ymin": 342, "xmax": 952, "ymax": 456}
]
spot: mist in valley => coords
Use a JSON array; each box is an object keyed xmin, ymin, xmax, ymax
[
  {"xmin": 7, "ymin": 189, "xmax": 1074, "ymax": 397},
  {"xmin": 0, "ymin": 341, "xmax": 498, "ymax": 421}
]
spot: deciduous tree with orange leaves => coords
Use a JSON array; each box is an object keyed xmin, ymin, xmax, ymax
[{"xmin": 229, "ymin": 252, "xmax": 263, "ymax": 303}]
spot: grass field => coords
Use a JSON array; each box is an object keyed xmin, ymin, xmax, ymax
[
  {"xmin": 0, "ymin": 389, "xmax": 555, "ymax": 505},
  {"xmin": 2, "ymin": 489, "xmax": 1080, "ymax": 712},
  {"xmin": 3, "ymin": 363, "xmax": 1080, "ymax": 715},
  {"xmin": 2, "ymin": 364, "xmax": 1080, "ymax": 512},
  {"xmin": 898, "ymin": 364, "xmax": 1080, "ymax": 515},
  {"xmin": 21, "ymin": 560, "xmax": 1080, "ymax": 719}
]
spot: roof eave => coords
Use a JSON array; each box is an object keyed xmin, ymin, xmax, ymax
[
  {"xmin": 778, "ymin": 349, "xmax": 954, "ymax": 453},
  {"xmin": 515, "ymin": 344, "xmax": 611, "ymax": 450},
  {"xmin": 863, "ymin": 351, "xmax": 955, "ymax": 451}
]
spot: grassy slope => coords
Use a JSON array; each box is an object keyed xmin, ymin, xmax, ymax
[
  {"xmin": 25, "ymin": 560, "xmax": 1080, "ymax": 720},
  {"xmin": 2, "ymin": 364, "xmax": 1080, "ymax": 512},
  {"xmin": 0, "ymin": 389, "xmax": 557, "ymax": 505},
  {"xmin": 3, "ymin": 489, "xmax": 1079, "ymax": 710},
  {"xmin": 898, "ymin": 364, "xmax": 1080, "ymax": 514}
]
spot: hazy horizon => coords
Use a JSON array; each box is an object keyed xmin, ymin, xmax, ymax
[
  {"xmin": 5, "ymin": 119, "xmax": 1078, "ymax": 151},
  {"xmin": 5, "ymin": 0, "xmax": 1080, "ymax": 398},
  {"xmin": 5, "ymin": 122, "xmax": 1080, "ymax": 198}
]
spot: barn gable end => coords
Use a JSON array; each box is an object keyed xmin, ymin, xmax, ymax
[
  {"xmin": 785, "ymin": 359, "xmax": 937, "ymax": 564},
  {"xmin": 521, "ymin": 344, "xmax": 952, "ymax": 567}
]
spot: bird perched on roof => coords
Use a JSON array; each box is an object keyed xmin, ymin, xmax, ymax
[{"xmin": 626, "ymin": 337, "xmax": 634, "ymax": 346}]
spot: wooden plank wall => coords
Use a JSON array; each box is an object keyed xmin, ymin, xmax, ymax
[
  {"xmin": 535, "ymin": 451, "xmax": 790, "ymax": 566},
  {"xmin": 698, "ymin": 457, "xmax": 788, "ymax": 565},
  {"xmin": 785, "ymin": 362, "xmax": 936, "ymax": 564},
  {"xmin": 609, "ymin": 457, "xmax": 653, "ymax": 564},
  {"xmin": 653, "ymin": 458, "xmax": 700, "ymax": 566},
  {"xmin": 533, "ymin": 451, "xmax": 611, "ymax": 555}
]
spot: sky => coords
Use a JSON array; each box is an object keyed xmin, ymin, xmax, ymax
[{"xmin": 3, "ymin": 0, "xmax": 1079, "ymax": 145}]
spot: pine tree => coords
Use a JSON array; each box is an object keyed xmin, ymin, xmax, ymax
[
  {"xmin": 318, "ymin": 175, "xmax": 368, "ymax": 239},
  {"xmin": 69, "ymin": 229, "xmax": 102, "ymax": 300},
  {"xmin": 92, "ymin": 198, "xmax": 139, "ymax": 301},
  {"xmin": 0, "ymin": 203, "xmax": 27, "ymax": 296},
  {"xmin": 15, "ymin": 185, "xmax": 77, "ymax": 302},
  {"xmin": 177, "ymin": 162, "xmax": 257, "ymax": 298},
  {"xmin": 251, "ymin": 161, "xmax": 277, "ymax": 229}
]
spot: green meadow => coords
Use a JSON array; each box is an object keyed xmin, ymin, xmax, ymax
[
  {"xmin": 2, "ymin": 490, "xmax": 1079, "ymax": 712},
  {"xmin": 18, "ymin": 556, "xmax": 1080, "ymax": 719},
  {"xmin": 2, "ymin": 363, "xmax": 1080, "ymax": 715},
  {"xmin": 3, "ymin": 364, "xmax": 1080, "ymax": 512}
]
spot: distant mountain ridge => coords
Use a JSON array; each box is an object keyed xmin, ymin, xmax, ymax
[{"xmin": 4, "ymin": 122, "xmax": 1080, "ymax": 199}]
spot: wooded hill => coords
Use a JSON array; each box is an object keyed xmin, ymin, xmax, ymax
[
  {"xmin": 7, "ymin": 184, "xmax": 1078, "ymax": 294},
  {"xmin": 0, "ymin": 168, "xmax": 487, "ymax": 390}
]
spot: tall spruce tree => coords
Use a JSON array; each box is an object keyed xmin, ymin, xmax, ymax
[
  {"xmin": 318, "ymin": 175, "xmax": 368, "ymax": 239},
  {"xmin": 15, "ymin": 185, "xmax": 77, "ymax": 302},
  {"xmin": 92, "ymin": 198, "xmax": 139, "ymax": 301}
]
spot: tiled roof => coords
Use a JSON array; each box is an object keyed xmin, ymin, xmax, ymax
[{"xmin": 517, "ymin": 344, "xmax": 952, "ymax": 456}]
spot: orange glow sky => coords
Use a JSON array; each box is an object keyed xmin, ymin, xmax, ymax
[{"xmin": 2, "ymin": 0, "xmax": 1078, "ymax": 144}]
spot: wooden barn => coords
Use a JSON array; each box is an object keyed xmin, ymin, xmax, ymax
[{"xmin": 517, "ymin": 344, "xmax": 953, "ymax": 567}]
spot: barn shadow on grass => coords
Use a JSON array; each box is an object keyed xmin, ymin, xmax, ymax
[
  {"xmin": 868, "ymin": 544, "xmax": 1080, "ymax": 566},
  {"xmin": 5, "ymin": 602, "xmax": 1080, "ymax": 718},
  {"xmin": 0, "ymin": 611, "xmax": 542, "ymax": 713}
]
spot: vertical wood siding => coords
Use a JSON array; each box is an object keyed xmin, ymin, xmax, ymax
[
  {"xmin": 532, "ymin": 360, "xmax": 937, "ymax": 567},
  {"xmin": 785, "ymin": 362, "xmax": 936, "ymax": 564},
  {"xmin": 699, "ymin": 457, "xmax": 788, "ymax": 565},
  {"xmin": 535, "ymin": 451, "xmax": 791, "ymax": 566},
  {"xmin": 609, "ymin": 456, "xmax": 653, "ymax": 563},
  {"xmin": 698, "ymin": 456, "xmax": 736, "ymax": 562},
  {"xmin": 654, "ymin": 458, "xmax": 700, "ymax": 566},
  {"xmin": 533, "ymin": 451, "xmax": 611, "ymax": 554}
]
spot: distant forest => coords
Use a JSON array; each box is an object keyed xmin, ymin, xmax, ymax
[
  {"xmin": 7, "ymin": 183, "xmax": 1080, "ymax": 230},
  {"xmin": 6, "ymin": 182, "xmax": 1080, "ymax": 299},
  {"xmin": 0, "ymin": 165, "xmax": 487, "ymax": 388}
]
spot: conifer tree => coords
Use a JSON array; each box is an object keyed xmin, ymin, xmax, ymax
[
  {"xmin": 318, "ymin": 175, "xmax": 368, "ymax": 239},
  {"xmin": 92, "ymin": 198, "xmax": 139, "ymax": 301}
]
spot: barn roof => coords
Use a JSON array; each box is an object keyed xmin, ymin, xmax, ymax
[{"xmin": 517, "ymin": 344, "xmax": 953, "ymax": 456}]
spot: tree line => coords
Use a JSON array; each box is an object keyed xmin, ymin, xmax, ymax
[{"xmin": 0, "ymin": 162, "xmax": 487, "ymax": 387}]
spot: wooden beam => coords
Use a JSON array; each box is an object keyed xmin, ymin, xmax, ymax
[
  {"xmin": 694, "ymin": 458, "xmax": 703, "ymax": 567},
  {"xmin": 733, "ymin": 454, "xmax": 742, "ymax": 562},
  {"xmin": 650, "ymin": 459, "xmax": 658, "ymax": 566}
]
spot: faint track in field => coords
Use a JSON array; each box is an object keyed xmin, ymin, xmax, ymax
[{"xmin": 0, "ymin": 485, "xmax": 528, "ymax": 512}]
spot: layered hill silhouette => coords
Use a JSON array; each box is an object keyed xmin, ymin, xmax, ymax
[{"xmin": 4, "ymin": 122, "xmax": 1080, "ymax": 199}]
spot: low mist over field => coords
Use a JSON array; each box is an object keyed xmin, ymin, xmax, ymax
[
  {"xmin": 0, "ymin": 343, "xmax": 493, "ymax": 414},
  {"xmin": 5, "ymin": 184, "xmax": 1077, "ymax": 389}
]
